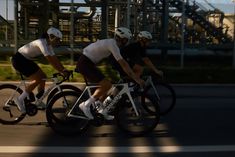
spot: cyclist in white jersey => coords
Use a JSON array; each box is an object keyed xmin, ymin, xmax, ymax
[
  {"xmin": 75, "ymin": 27, "xmax": 145, "ymax": 120},
  {"xmin": 11, "ymin": 27, "xmax": 69, "ymax": 114}
]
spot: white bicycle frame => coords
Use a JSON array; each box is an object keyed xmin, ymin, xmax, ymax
[
  {"xmin": 144, "ymin": 76, "xmax": 160, "ymax": 101},
  {"xmin": 5, "ymin": 76, "xmax": 65, "ymax": 108},
  {"xmin": 67, "ymin": 83, "xmax": 140, "ymax": 119}
]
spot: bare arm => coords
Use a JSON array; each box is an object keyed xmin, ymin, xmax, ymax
[
  {"xmin": 118, "ymin": 59, "xmax": 144, "ymax": 86},
  {"xmin": 142, "ymin": 57, "xmax": 163, "ymax": 76},
  {"xmin": 45, "ymin": 55, "xmax": 66, "ymax": 73}
]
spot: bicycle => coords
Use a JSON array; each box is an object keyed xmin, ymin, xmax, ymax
[
  {"xmin": 0, "ymin": 70, "xmax": 81, "ymax": 124},
  {"xmin": 133, "ymin": 71, "xmax": 176, "ymax": 116},
  {"xmin": 117, "ymin": 70, "xmax": 176, "ymax": 116},
  {"xmin": 46, "ymin": 75, "xmax": 161, "ymax": 136}
]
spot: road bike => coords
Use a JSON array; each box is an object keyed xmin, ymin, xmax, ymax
[
  {"xmin": 46, "ymin": 76, "xmax": 161, "ymax": 136},
  {"xmin": 139, "ymin": 71, "xmax": 176, "ymax": 116},
  {"xmin": 0, "ymin": 70, "xmax": 80, "ymax": 124},
  {"xmin": 119, "ymin": 70, "xmax": 176, "ymax": 116}
]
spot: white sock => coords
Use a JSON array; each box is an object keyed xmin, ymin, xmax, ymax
[
  {"xmin": 84, "ymin": 96, "xmax": 96, "ymax": 107},
  {"xmin": 18, "ymin": 91, "xmax": 29, "ymax": 102}
]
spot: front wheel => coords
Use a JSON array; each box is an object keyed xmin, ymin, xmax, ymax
[
  {"xmin": 46, "ymin": 90, "xmax": 89, "ymax": 136},
  {"xmin": 0, "ymin": 84, "xmax": 26, "ymax": 124},
  {"xmin": 115, "ymin": 94, "xmax": 160, "ymax": 136},
  {"xmin": 145, "ymin": 82, "xmax": 176, "ymax": 116},
  {"xmin": 46, "ymin": 84, "xmax": 82, "ymax": 104}
]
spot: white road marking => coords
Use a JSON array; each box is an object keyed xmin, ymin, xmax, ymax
[{"xmin": 1, "ymin": 145, "xmax": 235, "ymax": 153}]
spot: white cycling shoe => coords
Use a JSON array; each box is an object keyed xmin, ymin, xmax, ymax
[
  {"xmin": 79, "ymin": 102, "xmax": 94, "ymax": 119},
  {"xmin": 98, "ymin": 109, "xmax": 114, "ymax": 120}
]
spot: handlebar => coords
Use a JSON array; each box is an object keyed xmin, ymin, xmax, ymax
[{"xmin": 52, "ymin": 70, "xmax": 74, "ymax": 85}]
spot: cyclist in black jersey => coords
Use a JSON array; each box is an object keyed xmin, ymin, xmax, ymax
[{"xmin": 110, "ymin": 31, "xmax": 163, "ymax": 78}]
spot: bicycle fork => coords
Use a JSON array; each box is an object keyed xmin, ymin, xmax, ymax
[{"xmin": 145, "ymin": 76, "xmax": 161, "ymax": 101}]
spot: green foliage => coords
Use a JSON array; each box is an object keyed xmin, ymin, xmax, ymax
[{"xmin": 1, "ymin": 61, "xmax": 235, "ymax": 84}]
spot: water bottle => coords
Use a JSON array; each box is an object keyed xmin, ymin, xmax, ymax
[{"xmin": 103, "ymin": 95, "xmax": 113, "ymax": 108}]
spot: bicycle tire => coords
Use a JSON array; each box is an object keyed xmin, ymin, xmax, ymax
[
  {"xmin": 0, "ymin": 84, "xmax": 26, "ymax": 124},
  {"xmin": 46, "ymin": 90, "xmax": 89, "ymax": 136},
  {"xmin": 145, "ymin": 81, "xmax": 176, "ymax": 116},
  {"xmin": 46, "ymin": 84, "xmax": 81, "ymax": 104},
  {"xmin": 115, "ymin": 93, "xmax": 160, "ymax": 136}
]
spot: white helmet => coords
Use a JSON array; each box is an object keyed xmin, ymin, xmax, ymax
[
  {"xmin": 47, "ymin": 27, "xmax": 62, "ymax": 39},
  {"xmin": 115, "ymin": 27, "xmax": 132, "ymax": 40},
  {"xmin": 138, "ymin": 31, "xmax": 152, "ymax": 40}
]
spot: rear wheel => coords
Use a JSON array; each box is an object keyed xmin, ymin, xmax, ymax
[
  {"xmin": 0, "ymin": 84, "xmax": 26, "ymax": 124},
  {"xmin": 115, "ymin": 93, "xmax": 160, "ymax": 136},
  {"xmin": 46, "ymin": 90, "xmax": 89, "ymax": 136}
]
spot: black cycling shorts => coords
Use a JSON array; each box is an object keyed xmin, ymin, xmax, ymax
[
  {"xmin": 76, "ymin": 54, "xmax": 105, "ymax": 83},
  {"xmin": 11, "ymin": 52, "xmax": 40, "ymax": 77}
]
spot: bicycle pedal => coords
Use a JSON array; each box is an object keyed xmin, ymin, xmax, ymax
[
  {"xmin": 26, "ymin": 104, "xmax": 38, "ymax": 116},
  {"xmin": 3, "ymin": 106, "xmax": 10, "ymax": 111}
]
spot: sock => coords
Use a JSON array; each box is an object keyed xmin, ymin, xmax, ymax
[
  {"xmin": 84, "ymin": 96, "xmax": 96, "ymax": 107},
  {"xmin": 18, "ymin": 91, "xmax": 29, "ymax": 102}
]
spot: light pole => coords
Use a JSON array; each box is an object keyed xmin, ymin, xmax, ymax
[
  {"xmin": 232, "ymin": 0, "xmax": 235, "ymax": 69},
  {"xmin": 70, "ymin": 0, "xmax": 74, "ymax": 65},
  {"xmin": 5, "ymin": 0, "xmax": 8, "ymax": 42},
  {"xmin": 181, "ymin": 0, "xmax": 186, "ymax": 68}
]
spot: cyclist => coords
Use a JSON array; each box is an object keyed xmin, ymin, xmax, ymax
[
  {"xmin": 110, "ymin": 31, "xmax": 163, "ymax": 78},
  {"xmin": 11, "ymin": 27, "xmax": 69, "ymax": 114},
  {"xmin": 75, "ymin": 27, "xmax": 145, "ymax": 120}
]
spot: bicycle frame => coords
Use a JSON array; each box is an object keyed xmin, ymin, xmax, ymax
[
  {"xmin": 67, "ymin": 82, "xmax": 139, "ymax": 120},
  {"xmin": 33, "ymin": 78, "xmax": 64, "ymax": 107},
  {"xmin": 144, "ymin": 75, "xmax": 160, "ymax": 101},
  {"xmin": 5, "ymin": 77, "xmax": 66, "ymax": 109}
]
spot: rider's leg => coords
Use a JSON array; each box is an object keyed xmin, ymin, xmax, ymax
[
  {"xmin": 25, "ymin": 69, "xmax": 46, "ymax": 94},
  {"xmin": 16, "ymin": 69, "xmax": 46, "ymax": 113},
  {"xmin": 133, "ymin": 64, "xmax": 144, "ymax": 77},
  {"xmin": 94, "ymin": 79, "xmax": 112, "ymax": 101},
  {"xmin": 79, "ymin": 79, "xmax": 112, "ymax": 119}
]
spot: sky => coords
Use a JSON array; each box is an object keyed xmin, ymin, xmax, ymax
[{"xmin": 0, "ymin": 0, "xmax": 234, "ymax": 20}]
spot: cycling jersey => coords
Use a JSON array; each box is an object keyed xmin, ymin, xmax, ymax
[
  {"xmin": 18, "ymin": 38, "xmax": 55, "ymax": 60},
  {"xmin": 109, "ymin": 42, "xmax": 147, "ymax": 76},
  {"xmin": 121, "ymin": 42, "xmax": 146, "ymax": 66},
  {"xmin": 83, "ymin": 39, "xmax": 123, "ymax": 64}
]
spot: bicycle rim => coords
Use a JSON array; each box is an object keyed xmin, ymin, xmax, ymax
[
  {"xmin": 115, "ymin": 94, "xmax": 160, "ymax": 136},
  {"xmin": 145, "ymin": 82, "xmax": 176, "ymax": 116},
  {"xmin": 0, "ymin": 84, "xmax": 26, "ymax": 124},
  {"xmin": 46, "ymin": 84, "xmax": 82, "ymax": 104},
  {"xmin": 46, "ymin": 91, "xmax": 89, "ymax": 136}
]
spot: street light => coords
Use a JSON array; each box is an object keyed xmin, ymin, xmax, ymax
[
  {"xmin": 232, "ymin": 0, "xmax": 235, "ymax": 69},
  {"xmin": 181, "ymin": 0, "xmax": 186, "ymax": 68}
]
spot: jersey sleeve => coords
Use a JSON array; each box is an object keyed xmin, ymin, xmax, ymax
[
  {"xmin": 108, "ymin": 40, "xmax": 123, "ymax": 61},
  {"xmin": 37, "ymin": 39, "xmax": 55, "ymax": 56}
]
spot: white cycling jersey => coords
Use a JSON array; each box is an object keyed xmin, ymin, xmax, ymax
[
  {"xmin": 18, "ymin": 38, "xmax": 55, "ymax": 60},
  {"xmin": 83, "ymin": 39, "xmax": 123, "ymax": 64}
]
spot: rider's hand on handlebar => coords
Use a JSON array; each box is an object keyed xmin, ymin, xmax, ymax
[{"xmin": 155, "ymin": 70, "xmax": 164, "ymax": 79}]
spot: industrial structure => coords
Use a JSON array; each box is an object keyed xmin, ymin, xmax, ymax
[{"xmin": 0, "ymin": 0, "xmax": 234, "ymax": 54}]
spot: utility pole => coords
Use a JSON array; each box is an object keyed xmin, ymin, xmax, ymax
[
  {"xmin": 5, "ymin": 0, "xmax": 8, "ymax": 42},
  {"xmin": 70, "ymin": 0, "xmax": 74, "ymax": 65},
  {"xmin": 232, "ymin": 0, "xmax": 235, "ymax": 69},
  {"xmin": 14, "ymin": 0, "xmax": 18, "ymax": 53},
  {"xmin": 181, "ymin": 0, "xmax": 186, "ymax": 68}
]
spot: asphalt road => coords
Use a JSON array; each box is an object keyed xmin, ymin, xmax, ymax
[{"xmin": 0, "ymin": 84, "xmax": 235, "ymax": 157}]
